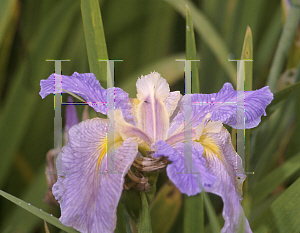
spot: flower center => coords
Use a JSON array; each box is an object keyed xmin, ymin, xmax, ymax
[{"xmin": 123, "ymin": 151, "xmax": 169, "ymax": 191}]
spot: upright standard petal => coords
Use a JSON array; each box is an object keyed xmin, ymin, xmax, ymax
[
  {"xmin": 113, "ymin": 109, "xmax": 152, "ymax": 146},
  {"xmin": 151, "ymin": 140, "xmax": 216, "ymax": 196},
  {"xmin": 136, "ymin": 72, "xmax": 171, "ymax": 141},
  {"xmin": 198, "ymin": 126, "xmax": 252, "ymax": 233},
  {"xmin": 168, "ymin": 83, "xmax": 273, "ymax": 136},
  {"xmin": 53, "ymin": 118, "xmax": 138, "ymax": 233},
  {"xmin": 164, "ymin": 91, "xmax": 181, "ymax": 117},
  {"xmin": 40, "ymin": 72, "xmax": 135, "ymax": 124}
]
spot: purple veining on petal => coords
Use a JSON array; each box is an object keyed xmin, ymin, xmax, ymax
[
  {"xmin": 136, "ymin": 72, "xmax": 170, "ymax": 141},
  {"xmin": 151, "ymin": 140, "xmax": 216, "ymax": 196},
  {"xmin": 168, "ymin": 83, "xmax": 273, "ymax": 137},
  {"xmin": 40, "ymin": 72, "xmax": 135, "ymax": 125},
  {"xmin": 64, "ymin": 96, "xmax": 79, "ymax": 144},
  {"xmin": 164, "ymin": 91, "xmax": 181, "ymax": 118},
  {"xmin": 65, "ymin": 96, "xmax": 79, "ymax": 132},
  {"xmin": 201, "ymin": 127, "xmax": 251, "ymax": 233},
  {"xmin": 53, "ymin": 118, "xmax": 138, "ymax": 233}
]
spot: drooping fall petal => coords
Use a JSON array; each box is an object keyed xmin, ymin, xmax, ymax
[
  {"xmin": 199, "ymin": 126, "xmax": 251, "ymax": 233},
  {"xmin": 53, "ymin": 118, "xmax": 138, "ymax": 233},
  {"xmin": 151, "ymin": 140, "xmax": 216, "ymax": 196}
]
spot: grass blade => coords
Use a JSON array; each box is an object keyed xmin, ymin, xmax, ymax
[
  {"xmin": 0, "ymin": 0, "xmax": 16, "ymax": 46},
  {"xmin": 115, "ymin": 202, "xmax": 127, "ymax": 233},
  {"xmin": 0, "ymin": 190, "xmax": 78, "ymax": 233},
  {"xmin": 240, "ymin": 26, "xmax": 253, "ymax": 216},
  {"xmin": 266, "ymin": 2, "xmax": 300, "ymax": 92},
  {"xmin": 137, "ymin": 192, "xmax": 152, "ymax": 233},
  {"xmin": 183, "ymin": 194, "xmax": 204, "ymax": 233},
  {"xmin": 251, "ymin": 177, "xmax": 300, "ymax": 232},
  {"xmin": 0, "ymin": 167, "xmax": 50, "ymax": 233},
  {"xmin": 186, "ymin": 5, "xmax": 200, "ymax": 93},
  {"xmin": 0, "ymin": 1, "xmax": 79, "ymax": 188},
  {"xmin": 255, "ymin": 7, "xmax": 282, "ymax": 86},
  {"xmin": 166, "ymin": 0, "xmax": 236, "ymax": 85},
  {"xmin": 202, "ymin": 191, "xmax": 222, "ymax": 233},
  {"xmin": 250, "ymin": 152, "xmax": 300, "ymax": 206},
  {"xmin": 262, "ymin": 80, "xmax": 300, "ymax": 123},
  {"xmin": 81, "ymin": 0, "xmax": 108, "ymax": 84},
  {"xmin": 268, "ymin": 80, "xmax": 300, "ymax": 106},
  {"xmin": 183, "ymin": 5, "xmax": 204, "ymax": 233},
  {"xmin": 150, "ymin": 181, "xmax": 182, "ymax": 233}
]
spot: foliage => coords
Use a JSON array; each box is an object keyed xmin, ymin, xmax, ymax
[{"xmin": 0, "ymin": 0, "xmax": 299, "ymax": 232}]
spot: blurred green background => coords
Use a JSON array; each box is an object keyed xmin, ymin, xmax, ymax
[{"xmin": 1, "ymin": 0, "xmax": 300, "ymax": 232}]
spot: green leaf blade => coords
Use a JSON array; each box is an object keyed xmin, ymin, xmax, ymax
[
  {"xmin": 0, "ymin": 190, "xmax": 79, "ymax": 233},
  {"xmin": 240, "ymin": 26, "xmax": 253, "ymax": 216},
  {"xmin": 150, "ymin": 181, "xmax": 182, "ymax": 233},
  {"xmin": 186, "ymin": 5, "xmax": 199, "ymax": 93},
  {"xmin": 266, "ymin": 3, "xmax": 300, "ymax": 92},
  {"xmin": 251, "ymin": 177, "xmax": 300, "ymax": 232},
  {"xmin": 166, "ymin": 0, "xmax": 236, "ymax": 85},
  {"xmin": 138, "ymin": 192, "xmax": 152, "ymax": 233},
  {"xmin": 202, "ymin": 191, "xmax": 222, "ymax": 233},
  {"xmin": 81, "ymin": 0, "xmax": 108, "ymax": 84},
  {"xmin": 250, "ymin": 152, "xmax": 300, "ymax": 206}
]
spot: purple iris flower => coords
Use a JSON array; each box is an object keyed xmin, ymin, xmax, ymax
[{"xmin": 40, "ymin": 72, "xmax": 273, "ymax": 233}]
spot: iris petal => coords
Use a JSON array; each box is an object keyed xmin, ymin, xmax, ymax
[
  {"xmin": 39, "ymin": 72, "xmax": 135, "ymax": 125},
  {"xmin": 136, "ymin": 72, "xmax": 170, "ymax": 141},
  {"xmin": 64, "ymin": 96, "xmax": 79, "ymax": 144},
  {"xmin": 53, "ymin": 118, "xmax": 138, "ymax": 233},
  {"xmin": 164, "ymin": 91, "xmax": 181, "ymax": 117},
  {"xmin": 151, "ymin": 140, "xmax": 216, "ymax": 196},
  {"xmin": 65, "ymin": 96, "xmax": 79, "ymax": 131},
  {"xmin": 200, "ymin": 127, "xmax": 252, "ymax": 233},
  {"xmin": 114, "ymin": 109, "xmax": 152, "ymax": 145},
  {"xmin": 168, "ymin": 82, "xmax": 273, "ymax": 136}
]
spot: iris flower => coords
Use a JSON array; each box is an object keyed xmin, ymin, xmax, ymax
[
  {"xmin": 40, "ymin": 72, "xmax": 273, "ymax": 233},
  {"xmin": 44, "ymin": 96, "xmax": 90, "ymax": 206}
]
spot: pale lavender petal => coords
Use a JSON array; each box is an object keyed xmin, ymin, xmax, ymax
[
  {"xmin": 40, "ymin": 72, "xmax": 135, "ymax": 125},
  {"xmin": 53, "ymin": 118, "xmax": 138, "ymax": 233},
  {"xmin": 168, "ymin": 83, "xmax": 273, "ymax": 136},
  {"xmin": 136, "ymin": 72, "xmax": 170, "ymax": 141},
  {"xmin": 65, "ymin": 96, "xmax": 79, "ymax": 132},
  {"xmin": 169, "ymin": 94, "xmax": 182, "ymax": 124},
  {"xmin": 64, "ymin": 96, "xmax": 79, "ymax": 144},
  {"xmin": 201, "ymin": 127, "xmax": 252, "ymax": 233},
  {"xmin": 151, "ymin": 140, "xmax": 216, "ymax": 196},
  {"xmin": 164, "ymin": 91, "xmax": 181, "ymax": 118}
]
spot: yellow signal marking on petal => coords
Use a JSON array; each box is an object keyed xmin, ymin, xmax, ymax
[
  {"xmin": 199, "ymin": 134, "xmax": 222, "ymax": 161},
  {"xmin": 96, "ymin": 138, "xmax": 107, "ymax": 171},
  {"xmin": 96, "ymin": 132, "xmax": 124, "ymax": 172},
  {"xmin": 130, "ymin": 98, "xmax": 140, "ymax": 122}
]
